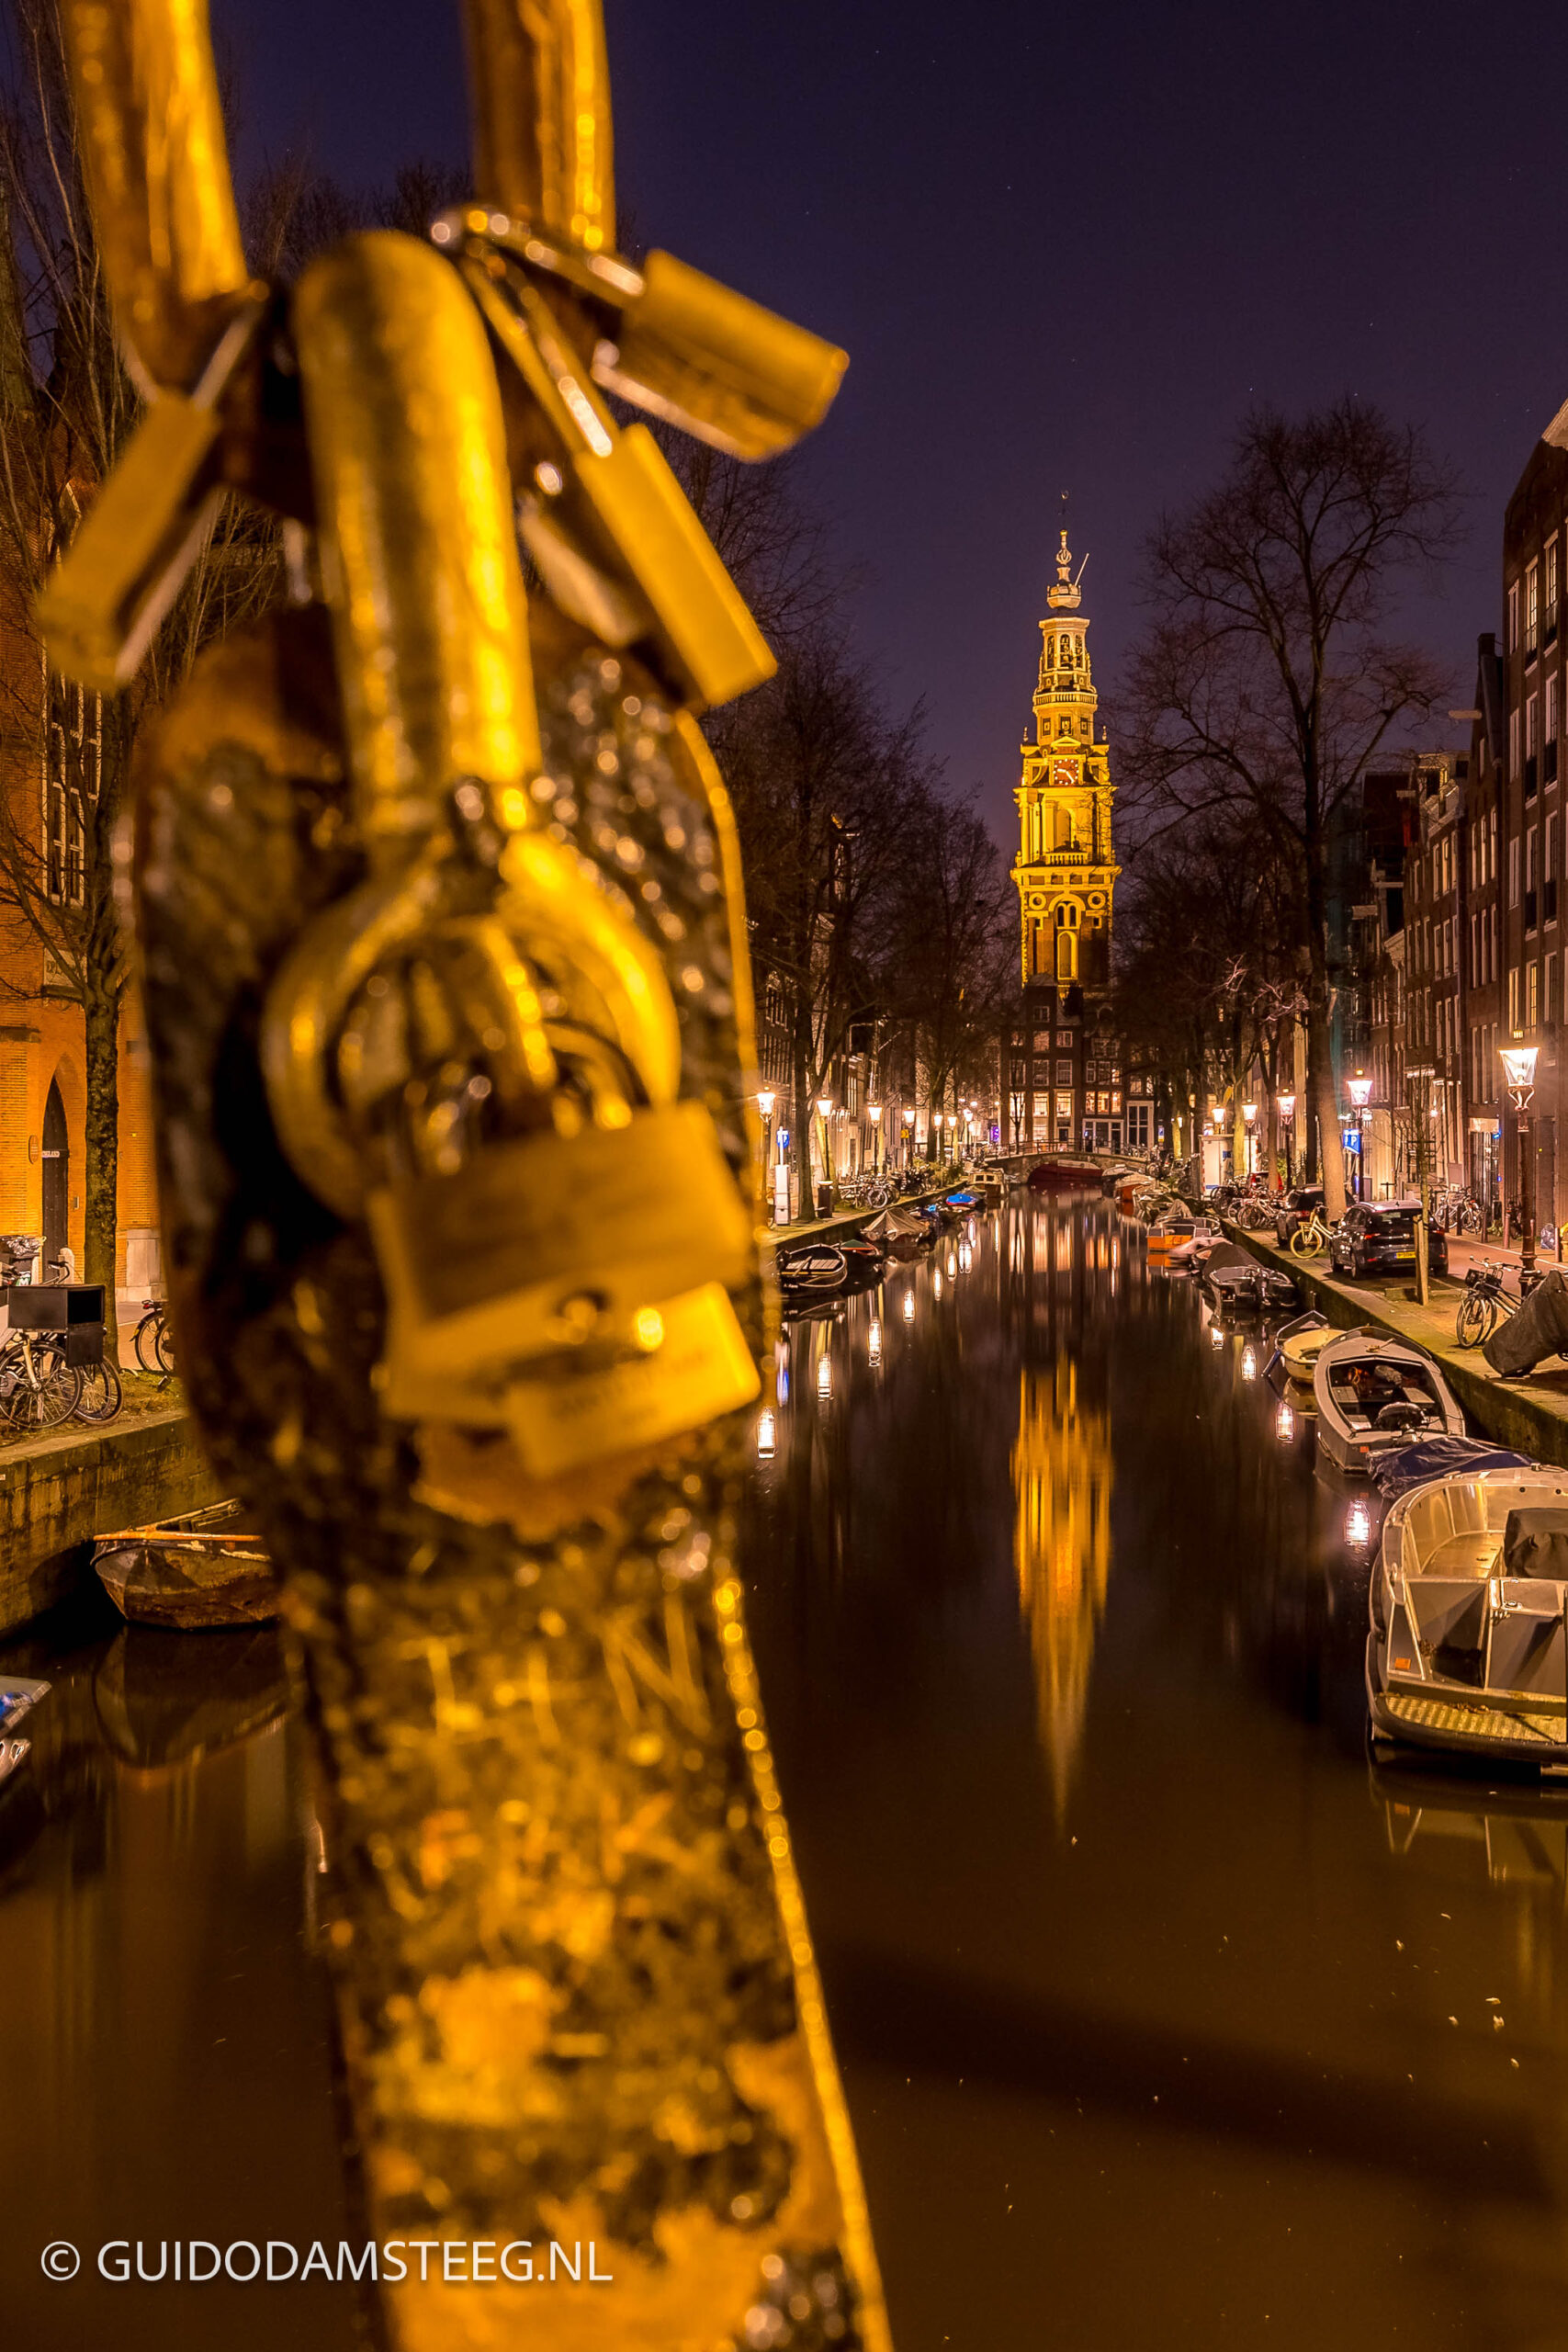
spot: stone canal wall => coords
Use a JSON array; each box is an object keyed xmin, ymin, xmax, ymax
[
  {"xmin": 1222, "ymin": 1223, "xmax": 1568, "ymax": 1471},
  {"xmin": 0, "ymin": 1408, "xmax": 221, "ymax": 1632}
]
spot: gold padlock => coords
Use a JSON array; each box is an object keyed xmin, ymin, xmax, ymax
[
  {"xmin": 36, "ymin": 297, "xmax": 265, "ymax": 691},
  {"xmin": 367, "ymin": 1099, "xmax": 752, "ymax": 1419},
  {"xmin": 503, "ymin": 1278, "xmax": 760, "ymax": 1476},
  {"xmin": 460, "ymin": 256, "xmax": 774, "ymax": 708},
  {"xmin": 597, "ymin": 248, "xmax": 849, "ymax": 461}
]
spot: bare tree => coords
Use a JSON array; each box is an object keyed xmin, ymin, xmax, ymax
[
  {"xmin": 1121, "ymin": 401, "xmax": 1460, "ymax": 1216},
  {"xmin": 0, "ymin": 0, "xmax": 294, "ymax": 1331}
]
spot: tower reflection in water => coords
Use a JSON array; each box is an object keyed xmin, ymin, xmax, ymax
[
  {"xmin": 1011, "ymin": 1359, "xmax": 1109, "ymax": 1813},
  {"xmin": 1007, "ymin": 1202, "xmax": 1119, "ymax": 1813}
]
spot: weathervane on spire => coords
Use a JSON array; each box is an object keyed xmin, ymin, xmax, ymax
[{"xmin": 1047, "ymin": 492, "xmax": 1081, "ymax": 611}]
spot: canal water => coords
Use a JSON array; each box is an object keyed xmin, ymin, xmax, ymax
[{"xmin": 5, "ymin": 1192, "xmax": 1568, "ymax": 2349}]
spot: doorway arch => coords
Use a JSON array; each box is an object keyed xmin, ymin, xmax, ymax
[{"xmin": 41, "ymin": 1077, "xmax": 68, "ymax": 1271}]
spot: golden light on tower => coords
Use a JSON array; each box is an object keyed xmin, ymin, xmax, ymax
[{"xmin": 1010, "ymin": 522, "xmax": 1122, "ymax": 994}]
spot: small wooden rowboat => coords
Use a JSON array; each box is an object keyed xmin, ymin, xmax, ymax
[
  {"xmin": 1368, "ymin": 1466, "xmax": 1568, "ymax": 1766},
  {"xmin": 93, "ymin": 1499, "xmax": 280, "ymax": 1628}
]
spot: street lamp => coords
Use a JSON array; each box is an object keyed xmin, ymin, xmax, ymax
[
  {"xmin": 1243, "ymin": 1100, "xmax": 1258, "ymax": 1180},
  {"xmin": 901, "ymin": 1105, "xmax": 914, "ymax": 1169},
  {"xmin": 756, "ymin": 1089, "xmax": 777, "ymax": 1225},
  {"xmin": 1500, "ymin": 1041, "xmax": 1541, "ymax": 1283},
  {"xmin": 1348, "ymin": 1072, "xmax": 1372, "ymax": 1202},
  {"xmin": 816, "ymin": 1095, "xmax": 834, "ymax": 1213},
  {"xmin": 868, "ymin": 1101, "xmax": 883, "ymax": 1173},
  {"xmin": 1278, "ymin": 1093, "xmax": 1296, "ymax": 1188}
]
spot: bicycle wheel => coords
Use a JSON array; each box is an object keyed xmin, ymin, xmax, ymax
[
  {"xmin": 153, "ymin": 1315, "xmax": 175, "ymax": 1376},
  {"xmin": 1455, "ymin": 1289, "xmax": 1490, "ymax": 1348},
  {"xmin": 0, "ymin": 1340, "xmax": 81, "ymax": 1430},
  {"xmin": 73, "ymin": 1361, "xmax": 123, "ymax": 1423},
  {"xmin": 1290, "ymin": 1225, "xmax": 1321, "ymax": 1258},
  {"xmin": 134, "ymin": 1310, "xmax": 163, "ymax": 1374}
]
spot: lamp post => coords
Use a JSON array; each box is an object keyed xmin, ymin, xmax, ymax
[
  {"xmin": 1348, "ymin": 1073, "xmax": 1372, "ymax": 1202},
  {"xmin": 757, "ymin": 1090, "xmax": 776, "ymax": 1224},
  {"xmin": 868, "ymin": 1102, "xmax": 882, "ymax": 1173},
  {"xmin": 1278, "ymin": 1093, "xmax": 1295, "ymax": 1188},
  {"xmin": 933, "ymin": 1110, "xmax": 944, "ymax": 1168},
  {"xmin": 816, "ymin": 1094, "xmax": 834, "ymax": 1213},
  {"xmin": 902, "ymin": 1105, "xmax": 914, "ymax": 1170},
  {"xmin": 1243, "ymin": 1100, "xmax": 1258, "ymax": 1179},
  {"xmin": 1500, "ymin": 1042, "xmax": 1540, "ymax": 1286}
]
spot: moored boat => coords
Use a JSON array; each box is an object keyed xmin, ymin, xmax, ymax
[
  {"xmin": 93, "ymin": 1499, "xmax": 279, "ymax": 1628},
  {"xmin": 1313, "ymin": 1332, "xmax": 1465, "ymax": 1476},
  {"xmin": 0, "ymin": 1674, "xmax": 50, "ymax": 1733},
  {"xmin": 1201, "ymin": 1243, "xmax": 1298, "ymax": 1311},
  {"xmin": 1027, "ymin": 1158, "xmax": 1102, "ymax": 1193},
  {"xmin": 1368, "ymin": 1465, "xmax": 1568, "ymax": 1766}
]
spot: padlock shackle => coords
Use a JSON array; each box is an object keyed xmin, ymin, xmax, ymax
[
  {"xmin": 59, "ymin": 0, "xmax": 251, "ymax": 394},
  {"xmin": 460, "ymin": 0, "xmax": 615, "ymax": 253},
  {"xmin": 293, "ymin": 231, "xmax": 542, "ymax": 850}
]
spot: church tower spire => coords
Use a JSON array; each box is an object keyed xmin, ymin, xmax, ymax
[
  {"xmin": 1004, "ymin": 514, "xmax": 1125, "ymax": 1156},
  {"xmin": 1013, "ymin": 519, "xmax": 1117, "ymax": 991}
]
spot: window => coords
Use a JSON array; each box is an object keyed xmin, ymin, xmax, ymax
[
  {"xmin": 1550, "ymin": 676, "xmax": 1560, "ymax": 741},
  {"xmin": 1491, "ymin": 906, "xmax": 1499, "ymax": 979},
  {"xmin": 1055, "ymin": 1058, "xmax": 1073, "ymax": 1085},
  {"xmin": 1490, "ymin": 809, "xmax": 1498, "ymax": 878},
  {"xmin": 1056, "ymin": 1029, "xmax": 1074, "ymax": 1046},
  {"xmin": 1550, "ymin": 538, "xmax": 1561, "ymax": 635},
  {"xmin": 1510, "ymin": 836, "xmax": 1521, "ymax": 907},
  {"xmin": 1509, "ymin": 967, "xmax": 1521, "ymax": 1030},
  {"xmin": 1509, "ymin": 579, "xmax": 1520, "ymax": 651},
  {"xmin": 1529, "ymin": 962, "xmax": 1540, "ymax": 1027},
  {"xmin": 1528, "ymin": 560, "xmax": 1540, "ymax": 657},
  {"xmin": 1511, "ymin": 707, "xmax": 1521, "ymax": 778},
  {"xmin": 44, "ymin": 674, "xmax": 99, "ymax": 908},
  {"xmin": 1055, "ymin": 1091, "xmax": 1073, "ymax": 1118},
  {"xmin": 1549, "ymin": 955, "xmax": 1561, "ymax": 1023}
]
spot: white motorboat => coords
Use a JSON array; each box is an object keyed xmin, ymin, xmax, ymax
[
  {"xmin": 1312, "ymin": 1331, "xmax": 1465, "ymax": 1475},
  {"xmin": 1368, "ymin": 1466, "xmax": 1568, "ymax": 1766}
]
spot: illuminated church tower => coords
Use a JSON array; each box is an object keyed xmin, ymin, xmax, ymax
[{"xmin": 1005, "ymin": 523, "xmax": 1125, "ymax": 1153}]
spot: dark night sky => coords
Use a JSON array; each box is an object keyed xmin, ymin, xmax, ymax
[{"xmin": 210, "ymin": 0, "xmax": 1568, "ymax": 843}]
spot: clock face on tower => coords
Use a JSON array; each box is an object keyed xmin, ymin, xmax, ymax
[{"xmin": 1052, "ymin": 759, "xmax": 1077, "ymax": 788}]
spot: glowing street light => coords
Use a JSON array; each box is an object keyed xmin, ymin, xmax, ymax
[
  {"xmin": 756, "ymin": 1090, "xmax": 777, "ymax": 1223},
  {"xmin": 868, "ymin": 1101, "xmax": 883, "ymax": 1172},
  {"xmin": 1347, "ymin": 1071, "xmax": 1372, "ymax": 1201},
  {"xmin": 1278, "ymin": 1091, "xmax": 1296, "ymax": 1184},
  {"xmin": 1501, "ymin": 1041, "xmax": 1542, "ymax": 1280}
]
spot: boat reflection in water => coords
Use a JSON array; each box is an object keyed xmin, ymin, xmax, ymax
[{"xmin": 0, "ymin": 1598, "xmax": 352, "ymax": 2349}]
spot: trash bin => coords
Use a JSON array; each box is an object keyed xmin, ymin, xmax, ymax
[{"xmin": 814, "ymin": 1181, "xmax": 833, "ymax": 1218}]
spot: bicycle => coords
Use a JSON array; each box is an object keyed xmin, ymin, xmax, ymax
[
  {"xmin": 0, "ymin": 1326, "xmax": 81, "ymax": 1430},
  {"xmin": 73, "ymin": 1360, "xmax": 124, "ymax": 1423},
  {"xmin": 134, "ymin": 1300, "xmax": 175, "ymax": 1378},
  {"xmin": 1289, "ymin": 1208, "xmax": 1334, "ymax": 1259},
  {"xmin": 1455, "ymin": 1262, "xmax": 1517, "ymax": 1349}
]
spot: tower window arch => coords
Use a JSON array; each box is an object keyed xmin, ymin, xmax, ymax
[{"xmin": 1053, "ymin": 805, "xmax": 1075, "ymax": 850}]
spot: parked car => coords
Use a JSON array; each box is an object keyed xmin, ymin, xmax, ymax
[
  {"xmin": 1329, "ymin": 1201, "xmax": 1448, "ymax": 1282},
  {"xmin": 1273, "ymin": 1186, "xmax": 1325, "ymax": 1247}
]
